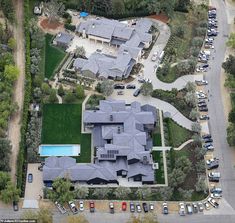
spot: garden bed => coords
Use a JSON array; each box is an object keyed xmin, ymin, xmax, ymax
[{"xmin": 152, "ymin": 151, "xmax": 165, "ymax": 184}]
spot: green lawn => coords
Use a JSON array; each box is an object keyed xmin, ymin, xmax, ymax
[
  {"xmin": 41, "ymin": 104, "xmax": 91, "ymax": 163},
  {"xmin": 165, "ymin": 118, "xmax": 192, "ymax": 147},
  {"xmin": 153, "ymin": 132, "xmax": 162, "ymax": 146},
  {"xmin": 152, "ymin": 151, "xmax": 165, "ymax": 184},
  {"xmin": 45, "ymin": 33, "xmax": 66, "ymax": 79}
]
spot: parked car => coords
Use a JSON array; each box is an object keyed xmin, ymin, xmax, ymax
[
  {"xmin": 192, "ymin": 203, "xmax": 198, "ymax": 213},
  {"xmin": 200, "ymin": 115, "xmax": 209, "ymax": 120},
  {"xmin": 208, "ymin": 172, "xmax": 220, "ymax": 182},
  {"xmin": 205, "ymin": 145, "xmax": 215, "ymax": 151},
  {"xmin": 198, "ymin": 99, "xmax": 206, "ymax": 103},
  {"xmin": 195, "ymin": 80, "xmax": 208, "ymax": 85},
  {"xmin": 198, "ymin": 103, "xmax": 207, "ymax": 107},
  {"xmin": 196, "ymin": 67, "xmax": 207, "ymax": 73},
  {"xmin": 130, "ymin": 202, "xmax": 135, "ymax": 212},
  {"xmin": 79, "ymin": 201, "xmax": 84, "ymax": 211},
  {"xmin": 28, "ymin": 173, "xmax": 33, "ymax": 183},
  {"xmin": 210, "ymin": 187, "xmax": 222, "ymax": 194},
  {"xmin": 211, "ymin": 193, "xmax": 222, "ymax": 199},
  {"xmin": 204, "ymin": 138, "xmax": 213, "ymax": 143},
  {"xmin": 113, "ymin": 84, "xmax": 125, "ymax": 89},
  {"xmin": 136, "ymin": 203, "xmax": 141, "ymax": 213},
  {"xmin": 203, "ymin": 143, "xmax": 213, "ymax": 148},
  {"xmin": 55, "ymin": 201, "xmax": 67, "ymax": 214},
  {"xmin": 13, "ymin": 201, "xmax": 19, "ymax": 211},
  {"xmin": 203, "ymin": 201, "xmax": 210, "ymax": 210},
  {"xmin": 198, "ymin": 202, "xmax": 204, "ymax": 212},
  {"xmin": 142, "ymin": 202, "xmax": 148, "ymax": 213},
  {"xmin": 68, "ymin": 201, "xmax": 78, "ymax": 214},
  {"xmin": 162, "ymin": 202, "xmax": 168, "ymax": 214},
  {"xmin": 122, "ymin": 202, "xmax": 127, "ymax": 211},
  {"xmin": 186, "ymin": 203, "xmax": 193, "ymax": 215},
  {"xmin": 199, "ymin": 107, "xmax": 208, "ymax": 112},
  {"xmin": 89, "ymin": 201, "xmax": 95, "ymax": 213},
  {"xmin": 109, "ymin": 202, "xmax": 114, "ymax": 214},
  {"xmin": 126, "ymin": 84, "xmax": 136, "ymax": 89},
  {"xmin": 138, "ymin": 78, "xmax": 145, "ymax": 83},
  {"xmin": 151, "ymin": 52, "xmax": 158, "ymax": 62},
  {"xmin": 206, "ymin": 157, "xmax": 219, "ymax": 165},
  {"xmin": 133, "ymin": 88, "xmax": 141, "ymax": 97},
  {"xmin": 179, "ymin": 202, "xmax": 186, "ymax": 216},
  {"xmin": 205, "ymin": 44, "xmax": 214, "ymax": 49},
  {"xmin": 208, "ymin": 197, "xmax": 219, "ymax": 208},
  {"xmin": 202, "ymin": 134, "xmax": 211, "ymax": 139},
  {"xmin": 149, "ymin": 203, "xmax": 154, "ymax": 211}
]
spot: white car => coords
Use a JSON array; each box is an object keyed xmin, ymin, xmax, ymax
[
  {"xmin": 203, "ymin": 201, "xmax": 210, "ymax": 210},
  {"xmin": 55, "ymin": 201, "xmax": 67, "ymax": 214},
  {"xmin": 79, "ymin": 201, "xmax": 84, "ymax": 211},
  {"xmin": 206, "ymin": 157, "xmax": 219, "ymax": 165},
  {"xmin": 211, "ymin": 193, "xmax": 222, "ymax": 199},
  {"xmin": 151, "ymin": 52, "xmax": 158, "ymax": 61},
  {"xmin": 208, "ymin": 197, "xmax": 219, "ymax": 208},
  {"xmin": 178, "ymin": 202, "xmax": 185, "ymax": 216},
  {"xmin": 196, "ymin": 80, "xmax": 208, "ymax": 85},
  {"xmin": 68, "ymin": 201, "xmax": 78, "ymax": 214}
]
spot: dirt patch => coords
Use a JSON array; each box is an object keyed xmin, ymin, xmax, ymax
[
  {"xmin": 40, "ymin": 18, "xmax": 63, "ymax": 30},
  {"xmin": 148, "ymin": 13, "xmax": 170, "ymax": 24}
]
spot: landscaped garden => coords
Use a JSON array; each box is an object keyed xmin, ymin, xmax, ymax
[
  {"xmin": 152, "ymin": 151, "xmax": 165, "ymax": 184},
  {"xmin": 157, "ymin": 5, "xmax": 208, "ymax": 83},
  {"xmin": 45, "ymin": 33, "xmax": 66, "ymax": 79},
  {"xmin": 41, "ymin": 103, "xmax": 91, "ymax": 163}
]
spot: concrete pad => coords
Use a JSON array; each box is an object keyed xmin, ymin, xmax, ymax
[
  {"xmin": 23, "ymin": 200, "xmax": 39, "ymax": 209},
  {"xmin": 201, "ymin": 121, "xmax": 210, "ymax": 134},
  {"xmin": 24, "ymin": 164, "xmax": 43, "ymax": 200}
]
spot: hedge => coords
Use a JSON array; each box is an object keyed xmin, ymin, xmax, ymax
[{"xmin": 17, "ymin": 0, "xmax": 32, "ymax": 195}]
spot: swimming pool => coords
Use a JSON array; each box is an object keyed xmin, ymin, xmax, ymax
[{"xmin": 39, "ymin": 144, "xmax": 80, "ymax": 157}]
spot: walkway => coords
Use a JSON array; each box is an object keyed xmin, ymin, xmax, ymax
[
  {"xmin": 8, "ymin": 0, "xmax": 25, "ymax": 182},
  {"xmin": 174, "ymin": 139, "xmax": 194, "ymax": 151}
]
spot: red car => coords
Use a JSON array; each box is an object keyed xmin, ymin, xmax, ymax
[
  {"xmin": 89, "ymin": 201, "xmax": 95, "ymax": 213},
  {"xmin": 122, "ymin": 202, "xmax": 127, "ymax": 211}
]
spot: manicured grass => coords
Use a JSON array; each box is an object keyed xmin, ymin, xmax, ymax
[
  {"xmin": 45, "ymin": 34, "xmax": 66, "ymax": 79},
  {"xmin": 153, "ymin": 132, "xmax": 162, "ymax": 146},
  {"xmin": 152, "ymin": 151, "xmax": 165, "ymax": 184},
  {"xmin": 165, "ymin": 118, "xmax": 192, "ymax": 148},
  {"xmin": 41, "ymin": 104, "xmax": 91, "ymax": 162}
]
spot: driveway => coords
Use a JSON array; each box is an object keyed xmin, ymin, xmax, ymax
[{"xmin": 24, "ymin": 164, "xmax": 43, "ymax": 200}]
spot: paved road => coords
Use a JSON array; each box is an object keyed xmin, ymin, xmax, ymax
[{"xmin": 205, "ymin": 0, "xmax": 235, "ymax": 213}]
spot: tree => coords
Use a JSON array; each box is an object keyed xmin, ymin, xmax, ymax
[
  {"xmin": 92, "ymin": 188, "xmax": 111, "ymax": 199},
  {"xmin": 184, "ymin": 92, "xmax": 197, "ymax": 107},
  {"xmin": 0, "ymin": 171, "xmax": 10, "ymax": 190},
  {"xmin": 222, "ymin": 55, "xmax": 235, "ymax": 75},
  {"xmin": 140, "ymin": 82, "xmax": 153, "ymax": 96},
  {"xmin": 195, "ymin": 176, "xmax": 208, "ymax": 193},
  {"xmin": 227, "ymin": 123, "xmax": 235, "ymax": 146},
  {"xmin": 189, "ymin": 109, "xmax": 200, "ymax": 120},
  {"xmin": 0, "ymin": 182, "xmax": 20, "ymax": 203},
  {"xmin": 57, "ymin": 84, "xmax": 65, "ymax": 96},
  {"xmin": 99, "ymin": 80, "xmax": 114, "ymax": 97},
  {"xmin": 229, "ymin": 108, "xmax": 235, "ymax": 123},
  {"xmin": 192, "ymin": 134, "xmax": 202, "ymax": 146},
  {"xmin": 41, "ymin": 83, "xmax": 51, "ymax": 95},
  {"xmin": 75, "ymin": 85, "xmax": 85, "ymax": 99},
  {"xmin": 175, "ymin": 156, "xmax": 192, "ymax": 174},
  {"xmin": 44, "ymin": 0, "xmax": 64, "ymax": 23},
  {"xmin": 66, "ymin": 215, "xmax": 89, "ymax": 223},
  {"xmin": 177, "ymin": 187, "xmax": 193, "ymax": 200},
  {"xmin": 168, "ymin": 168, "xmax": 186, "ymax": 187},
  {"xmin": 158, "ymin": 187, "xmax": 173, "ymax": 201},
  {"xmin": 3, "ymin": 65, "xmax": 20, "ymax": 82},
  {"xmin": 47, "ymin": 178, "xmax": 74, "ymax": 204},
  {"xmin": 7, "ymin": 37, "xmax": 16, "ymax": 50},
  {"xmin": 114, "ymin": 187, "xmax": 131, "ymax": 199},
  {"xmin": 0, "ymin": 138, "xmax": 12, "ymax": 171},
  {"xmin": 195, "ymin": 160, "xmax": 206, "ymax": 173},
  {"xmin": 48, "ymin": 89, "xmax": 58, "ymax": 103},
  {"xmin": 22, "ymin": 208, "xmax": 53, "ymax": 223},
  {"xmin": 191, "ymin": 122, "xmax": 201, "ymax": 133},
  {"xmin": 135, "ymin": 186, "xmax": 151, "ymax": 200},
  {"xmin": 192, "ymin": 37, "xmax": 203, "ymax": 47},
  {"xmin": 64, "ymin": 91, "xmax": 76, "ymax": 103},
  {"xmin": 75, "ymin": 186, "xmax": 89, "ymax": 199},
  {"xmin": 185, "ymin": 81, "xmax": 196, "ymax": 92},
  {"xmin": 227, "ymin": 33, "xmax": 235, "ymax": 48},
  {"xmin": 75, "ymin": 46, "xmax": 86, "ymax": 58},
  {"xmin": 112, "ymin": 0, "xmax": 125, "ymax": 15}
]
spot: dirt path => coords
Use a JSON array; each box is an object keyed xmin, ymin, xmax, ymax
[{"xmin": 8, "ymin": 0, "xmax": 25, "ymax": 183}]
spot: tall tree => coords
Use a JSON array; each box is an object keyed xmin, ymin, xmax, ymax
[
  {"xmin": 75, "ymin": 186, "xmax": 89, "ymax": 199},
  {"xmin": 112, "ymin": 0, "xmax": 125, "ymax": 15},
  {"xmin": 3, "ymin": 65, "xmax": 20, "ymax": 82},
  {"xmin": 227, "ymin": 33, "xmax": 235, "ymax": 49},
  {"xmin": 0, "ymin": 138, "xmax": 12, "ymax": 171},
  {"xmin": 114, "ymin": 187, "xmax": 131, "ymax": 199},
  {"xmin": 140, "ymin": 82, "xmax": 153, "ymax": 96},
  {"xmin": 99, "ymin": 80, "xmax": 114, "ymax": 97},
  {"xmin": 0, "ymin": 171, "xmax": 10, "ymax": 190},
  {"xmin": 92, "ymin": 188, "xmax": 111, "ymax": 199},
  {"xmin": 44, "ymin": 0, "xmax": 64, "ymax": 23},
  {"xmin": 0, "ymin": 182, "xmax": 20, "ymax": 203}
]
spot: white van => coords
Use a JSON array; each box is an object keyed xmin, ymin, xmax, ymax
[{"xmin": 159, "ymin": 51, "xmax": 165, "ymax": 60}]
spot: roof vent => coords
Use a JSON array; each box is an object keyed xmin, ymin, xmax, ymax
[
  {"xmin": 117, "ymin": 126, "xmax": 121, "ymax": 134},
  {"xmin": 143, "ymin": 156, "xmax": 148, "ymax": 165},
  {"xmin": 110, "ymin": 115, "xmax": 113, "ymax": 121},
  {"xmin": 92, "ymin": 24, "xmax": 95, "ymax": 28}
]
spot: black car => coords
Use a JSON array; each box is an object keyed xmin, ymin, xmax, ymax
[
  {"xmin": 126, "ymin": 84, "xmax": 136, "ymax": 89},
  {"xmin": 198, "ymin": 103, "xmax": 207, "ymax": 107},
  {"xmin": 130, "ymin": 202, "xmax": 135, "ymax": 212},
  {"xmin": 133, "ymin": 89, "xmax": 141, "ymax": 97},
  {"xmin": 142, "ymin": 203, "xmax": 148, "ymax": 213},
  {"xmin": 204, "ymin": 138, "xmax": 213, "ymax": 143},
  {"xmin": 199, "ymin": 107, "xmax": 208, "ymax": 112},
  {"xmin": 202, "ymin": 134, "xmax": 211, "ymax": 139},
  {"xmin": 113, "ymin": 84, "xmax": 125, "ymax": 89},
  {"xmin": 13, "ymin": 201, "xmax": 19, "ymax": 211},
  {"xmin": 162, "ymin": 203, "xmax": 168, "ymax": 214}
]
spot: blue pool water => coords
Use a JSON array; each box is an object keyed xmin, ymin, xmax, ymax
[{"xmin": 39, "ymin": 145, "xmax": 80, "ymax": 156}]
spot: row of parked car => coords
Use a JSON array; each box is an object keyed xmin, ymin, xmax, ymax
[
  {"xmin": 55, "ymin": 200, "xmax": 84, "ymax": 214},
  {"xmin": 196, "ymin": 91, "xmax": 209, "ymax": 112},
  {"xmin": 207, "ymin": 8, "xmax": 218, "ymax": 37}
]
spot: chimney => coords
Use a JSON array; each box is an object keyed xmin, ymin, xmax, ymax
[
  {"xmin": 110, "ymin": 114, "xmax": 113, "ymax": 121},
  {"xmin": 117, "ymin": 126, "xmax": 121, "ymax": 134}
]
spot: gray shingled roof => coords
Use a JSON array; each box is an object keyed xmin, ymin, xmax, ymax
[{"xmin": 54, "ymin": 32, "xmax": 74, "ymax": 45}]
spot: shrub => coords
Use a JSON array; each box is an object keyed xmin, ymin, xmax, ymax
[{"xmin": 64, "ymin": 24, "xmax": 76, "ymax": 32}]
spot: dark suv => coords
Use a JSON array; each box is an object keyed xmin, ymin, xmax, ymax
[{"xmin": 113, "ymin": 84, "xmax": 125, "ymax": 89}]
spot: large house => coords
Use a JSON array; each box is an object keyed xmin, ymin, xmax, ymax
[
  {"xmin": 73, "ymin": 18, "xmax": 153, "ymax": 80},
  {"xmin": 43, "ymin": 100, "xmax": 158, "ymax": 186}
]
